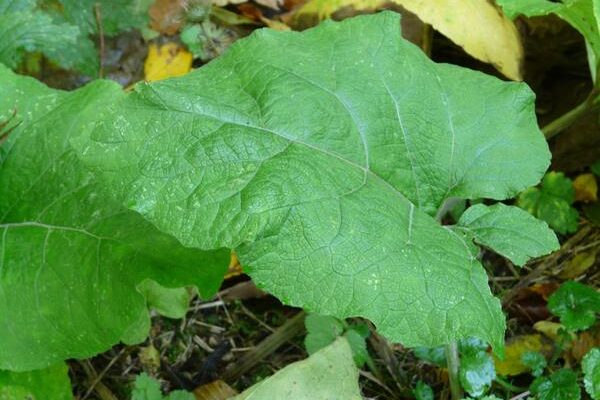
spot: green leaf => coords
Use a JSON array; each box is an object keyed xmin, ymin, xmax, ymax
[
  {"xmin": 456, "ymin": 203, "xmax": 559, "ymax": 266},
  {"xmin": 232, "ymin": 337, "xmax": 361, "ymax": 400},
  {"xmin": 459, "ymin": 338, "xmax": 496, "ymax": 397},
  {"xmin": 304, "ymin": 314, "xmax": 370, "ymax": 367},
  {"xmin": 56, "ymin": 0, "xmax": 152, "ymax": 36},
  {"xmin": 304, "ymin": 314, "xmax": 345, "ymax": 355},
  {"xmin": 413, "ymin": 346, "xmax": 447, "ymax": 367},
  {"xmin": 74, "ymin": 11, "xmax": 552, "ymax": 352},
  {"xmin": 137, "ymin": 279, "xmax": 192, "ymax": 319},
  {"xmin": 530, "ymin": 369, "xmax": 581, "ymax": 400},
  {"xmin": 0, "ymin": 66, "xmax": 229, "ymax": 371},
  {"xmin": 131, "ymin": 373, "xmax": 194, "ymax": 400},
  {"xmin": 518, "ymin": 172, "xmax": 579, "ymax": 234},
  {"xmin": 0, "ymin": 0, "xmax": 98, "ymax": 76},
  {"xmin": 522, "ymin": 351, "xmax": 547, "ymax": 377},
  {"xmin": 497, "ymin": 0, "xmax": 600, "ymax": 81},
  {"xmin": 583, "ymin": 348, "xmax": 600, "ymax": 399},
  {"xmin": 413, "ymin": 380, "xmax": 434, "ymax": 400},
  {"xmin": 343, "ymin": 328, "xmax": 369, "ymax": 367},
  {"xmin": 0, "ymin": 363, "xmax": 72, "ymax": 400},
  {"xmin": 132, "ymin": 373, "xmax": 162, "ymax": 400},
  {"xmin": 592, "ymin": 160, "xmax": 600, "ymax": 177},
  {"xmin": 548, "ymin": 281, "xmax": 600, "ymax": 331}
]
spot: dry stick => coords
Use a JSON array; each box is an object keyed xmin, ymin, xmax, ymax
[
  {"xmin": 94, "ymin": 3, "xmax": 105, "ymax": 78},
  {"xmin": 81, "ymin": 348, "xmax": 127, "ymax": 400},
  {"xmin": 222, "ymin": 311, "xmax": 306, "ymax": 382},
  {"xmin": 78, "ymin": 360, "xmax": 118, "ymax": 400},
  {"xmin": 368, "ymin": 330, "xmax": 410, "ymax": 399}
]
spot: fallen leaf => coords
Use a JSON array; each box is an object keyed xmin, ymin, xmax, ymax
[
  {"xmin": 194, "ymin": 380, "xmax": 238, "ymax": 400},
  {"xmin": 144, "ymin": 42, "xmax": 193, "ymax": 82},
  {"xmin": 559, "ymin": 251, "xmax": 597, "ymax": 279},
  {"xmin": 534, "ymin": 320, "xmax": 575, "ymax": 343},
  {"xmin": 149, "ymin": 0, "xmax": 187, "ymax": 35},
  {"xmin": 529, "ymin": 282, "xmax": 560, "ymax": 300},
  {"xmin": 574, "ymin": 173, "xmax": 598, "ymax": 202},
  {"xmin": 294, "ymin": 0, "xmax": 523, "ymax": 80},
  {"xmin": 138, "ymin": 344, "xmax": 161, "ymax": 372},
  {"xmin": 494, "ymin": 334, "xmax": 551, "ymax": 376},
  {"xmin": 224, "ymin": 252, "xmax": 243, "ymax": 279},
  {"xmin": 571, "ymin": 328, "xmax": 600, "ymax": 362},
  {"xmin": 294, "ymin": 0, "xmax": 384, "ymax": 20}
]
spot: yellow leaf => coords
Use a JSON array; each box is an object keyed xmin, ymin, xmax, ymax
[
  {"xmin": 225, "ymin": 251, "xmax": 243, "ymax": 279},
  {"xmin": 573, "ymin": 173, "xmax": 598, "ymax": 202},
  {"xmin": 534, "ymin": 321, "xmax": 576, "ymax": 343},
  {"xmin": 494, "ymin": 334, "xmax": 551, "ymax": 376},
  {"xmin": 391, "ymin": 0, "xmax": 523, "ymax": 80},
  {"xmin": 144, "ymin": 42, "xmax": 193, "ymax": 82},
  {"xmin": 295, "ymin": 0, "xmax": 385, "ymax": 20},
  {"xmin": 559, "ymin": 251, "xmax": 596, "ymax": 279}
]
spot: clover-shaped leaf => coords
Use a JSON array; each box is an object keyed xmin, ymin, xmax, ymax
[
  {"xmin": 548, "ymin": 281, "xmax": 600, "ymax": 331},
  {"xmin": 530, "ymin": 369, "xmax": 581, "ymax": 400},
  {"xmin": 518, "ymin": 172, "xmax": 579, "ymax": 234}
]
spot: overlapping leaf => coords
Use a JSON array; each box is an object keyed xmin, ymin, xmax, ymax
[
  {"xmin": 0, "ymin": 363, "xmax": 72, "ymax": 400},
  {"xmin": 0, "ymin": 65, "xmax": 229, "ymax": 371},
  {"xmin": 74, "ymin": 12, "xmax": 553, "ymax": 351},
  {"xmin": 456, "ymin": 203, "xmax": 559, "ymax": 266},
  {"xmin": 232, "ymin": 337, "xmax": 361, "ymax": 400}
]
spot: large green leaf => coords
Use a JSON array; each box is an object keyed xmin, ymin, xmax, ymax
[
  {"xmin": 0, "ymin": 66, "xmax": 229, "ymax": 371},
  {"xmin": 456, "ymin": 203, "xmax": 559, "ymax": 266},
  {"xmin": 74, "ymin": 12, "xmax": 552, "ymax": 351},
  {"xmin": 0, "ymin": 363, "xmax": 72, "ymax": 400},
  {"xmin": 233, "ymin": 337, "xmax": 361, "ymax": 400}
]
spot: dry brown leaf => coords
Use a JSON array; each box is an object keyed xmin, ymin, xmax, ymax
[
  {"xmin": 194, "ymin": 380, "xmax": 238, "ymax": 400},
  {"xmin": 571, "ymin": 328, "xmax": 600, "ymax": 362},
  {"xmin": 150, "ymin": 0, "xmax": 187, "ymax": 35},
  {"xmin": 574, "ymin": 173, "xmax": 598, "ymax": 202},
  {"xmin": 559, "ymin": 251, "xmax": 597, "ymax": 279}
]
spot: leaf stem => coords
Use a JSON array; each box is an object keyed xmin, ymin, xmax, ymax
[
  {"xmin": 445, "ymin": 341, "xmax": 463, "ymax": 400},
  {"xmin": 542, "ymin": 89, "xmax": 600, "ymax": 139}
]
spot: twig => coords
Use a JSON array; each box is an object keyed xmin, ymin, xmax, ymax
[
  {"xmin": 78, "ymin": 360, "xmax": 118, "ymax": 400},
  {"xmin": 94, "ymin": 3, "xmax": 105, "ymax": 78},
  {"xmin": 542, "ymin": 89, "xmax": 600, "ymax": 139},
  {"xmin": 81, "ymin": 348, "xmax": 126, "ymax": 400},
  {"xmin": 510, "ymin": 391, "xmax": 531, "ymax": 400},
  {"xmin": 222, "ymin": 311, "xmax": 305, "ymax": 382}
]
